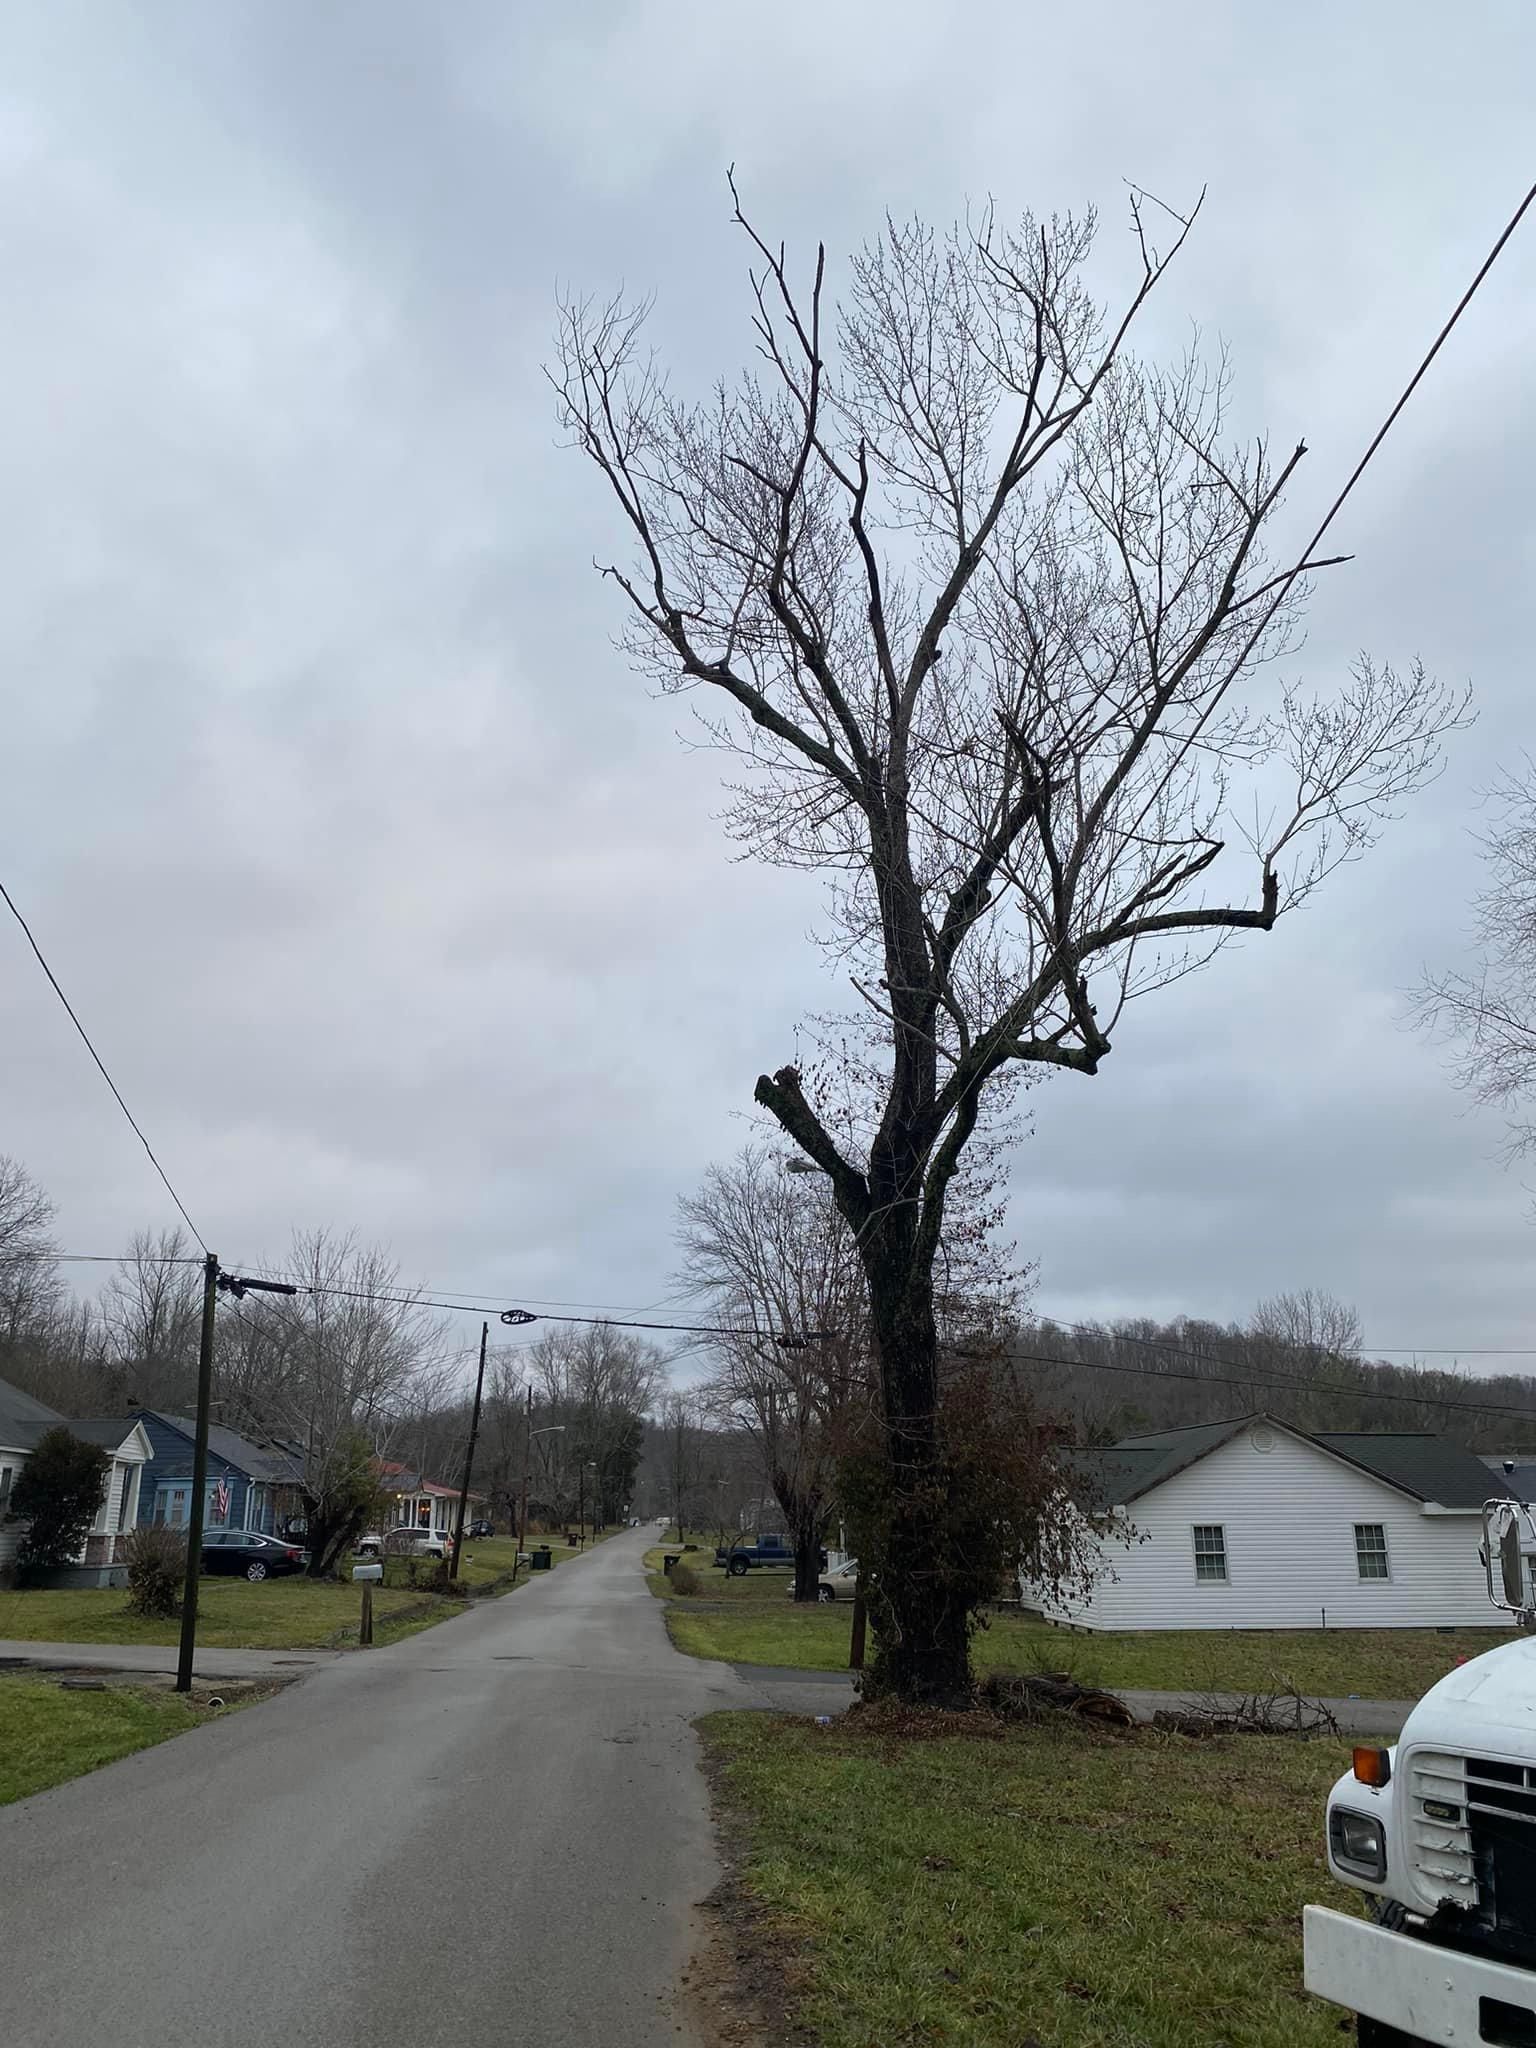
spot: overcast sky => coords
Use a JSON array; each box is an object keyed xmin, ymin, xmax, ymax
[{"xmin": 1, "ymin": 2, "xmax": 1533, "ymax": 1376}]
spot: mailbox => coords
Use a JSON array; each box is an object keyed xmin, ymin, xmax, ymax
[{"xmin": 352, "ymin": 1562, "xmax": 384, "ymax": 1582}]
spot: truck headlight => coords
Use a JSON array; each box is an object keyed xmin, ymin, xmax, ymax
[{"xmin": 1329, "ymin": 1806, "xmax": 1387, "ymax": 1883}]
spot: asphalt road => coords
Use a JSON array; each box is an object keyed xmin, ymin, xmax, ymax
[{"xmin": 0, "ymin": 1529, "xmax": 760, "ymax": 2048}]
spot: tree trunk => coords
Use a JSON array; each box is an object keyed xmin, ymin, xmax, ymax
[
  {"xmin": 791, "ymin": 1526, "xmax": 822, "ymax": 1603},
  {"xmin": 858, "ymin": 1217, "xmax": 973, "ymax": 1708}
]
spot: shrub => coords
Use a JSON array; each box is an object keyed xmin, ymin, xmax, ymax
[
  {"xmin": 669, "ymin": 1561, "xmax": 701, "ymax": 1596},
  {"xmin": 9, "ymin": 1427, "xmax": 110, "ymax": 1577},
  {"xmin": 123, "ymin": 1526, "xmax": 187, "ymax": 1617}
]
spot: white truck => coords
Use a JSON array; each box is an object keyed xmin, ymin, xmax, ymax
[{"xmin": 1305, "ymin": 1493, "xmax": 1536, "ymax": 2046}]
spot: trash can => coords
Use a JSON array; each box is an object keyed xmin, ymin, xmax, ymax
[
  {"xmin": 663, "ymin": 1552, "xmax": 678, "ymax": 1576},
  {"xmin": 531, "ymin": 1545, "xmax": 553, "ymax": 1572}
]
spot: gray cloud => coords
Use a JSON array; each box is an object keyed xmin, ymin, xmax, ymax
[{"xmin": 1, "ymin": 0, "xmax": 1533, "ymax": 1370}]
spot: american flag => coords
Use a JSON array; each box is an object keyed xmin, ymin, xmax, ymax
[{"xmin": 212, "ymin": 1479, "xmax": 232, "ymax": 1521}]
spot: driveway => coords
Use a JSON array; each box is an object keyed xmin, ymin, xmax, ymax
[{"xmin": 0, "ymin": 1528, "xmax": 777, "ymax": 2048}]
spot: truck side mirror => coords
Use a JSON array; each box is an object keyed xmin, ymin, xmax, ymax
[{"xmin": 1503, "ymin": 1520, "xmax": 1526, "ymax": 1609}]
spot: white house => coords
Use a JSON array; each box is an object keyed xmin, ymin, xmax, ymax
[
  {"xmin": 0, "ymin": 1376, "xmax": 153, "ymax": 1588},
  {"xmin": 1029, "ymin": 1414, "xmax": 1512, "ymax": 1632},
  {"xmin": 375, "ymin": 1462, "xmax": 483, "ymax": 1538}
]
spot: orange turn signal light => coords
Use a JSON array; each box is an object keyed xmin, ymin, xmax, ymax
[{"xmin": 1353, "ymin": 1745, "xmax": 1391, "ymax": 1788}]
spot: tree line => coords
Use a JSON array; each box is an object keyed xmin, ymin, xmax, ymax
[{"xmin": 0, "ymin": 1159, "xmax": 665, "ymax": 1574}]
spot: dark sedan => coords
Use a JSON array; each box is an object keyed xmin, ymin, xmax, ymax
[{"xmin": 201, "ymin": 1531, "xmax": 309, "ymax": 1581}]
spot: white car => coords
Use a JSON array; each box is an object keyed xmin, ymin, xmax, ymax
[
  {"xmin": 355, "ymin": 1529, "xmax": 451, "ymax": 1560},
  {"xmin": 787, "ymin": 1559, "xmax": 860, "ymax": 1604}
]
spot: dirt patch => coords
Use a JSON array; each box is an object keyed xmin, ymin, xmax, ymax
[
  {"xmin": 681, "ymin": 1877, "xmax": 817, "ymax": 2048},
  {"xmin": 841, "ymin": 1696, "xmax": 1011, "ymax": 1742}
]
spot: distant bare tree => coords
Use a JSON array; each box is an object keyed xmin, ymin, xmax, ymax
[
  {"xmin": 1251, "ymin": 1289, "xmax": 1362, "ymax": 1364},
  {"xmin": 1416, "ymin": 770, "xmax": 1536, "ymax": 1159},
  {"xmin": 658, "ymin": 1388, "xmax": 713, "ymax": 1542},
  {"xmin": 557, "ymin": 187, "xmax": 1466, "ymax": 1701},
  {"xmin": 526, "ymin": 1324, "xmax": 665, "ymax": 1524},
  {"xmin": 102, "ymin": 1228, "xmax": 203, "ymax": 1409},
  {"xmin": 230, "ymin": 1230, "xmax": 446, "ymax": 1575},
  {"xmin": 679, "ymin": 1146, "xmax": 870, "ymax": 1599},
  {"xmin": 0, "ymin": 1156, "xmax": 62, "ymax": 1349}
]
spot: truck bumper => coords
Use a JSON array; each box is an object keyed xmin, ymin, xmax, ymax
[{"xmin": 1304, "ymin": 1905, "xmax": 1536, "ymax": 2044}]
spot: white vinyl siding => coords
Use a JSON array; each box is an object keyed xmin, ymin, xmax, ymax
[{"xmin": 1032, "ymin": 1424, "xmax": 1504, "ymax": 1631}]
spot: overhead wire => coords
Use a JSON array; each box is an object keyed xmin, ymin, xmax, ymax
[
  {"xmin": 1114, "ymin": 175, "xmax": 1536, "ymax": 863},
  {"xmin": 0, "ymin": 879, "xmax": 208, "ymax": 1253}
]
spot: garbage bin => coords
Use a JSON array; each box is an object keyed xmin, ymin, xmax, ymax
[
  {"xmin": 663, "ymin": 1552, "xmax": 677, "ymax": 1576},
  {"xmin": 531, "ymin": 1545, "xmax": 553, "ymax": 1572}
]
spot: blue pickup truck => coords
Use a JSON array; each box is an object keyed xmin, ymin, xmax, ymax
[{"xmin": 714, "ymin": 1532, "xmax": 828, "ymax": 1577}]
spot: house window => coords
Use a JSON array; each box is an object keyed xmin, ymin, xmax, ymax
[
  {"xmin": 1355, "ymin": 1524, "xmax": 1391, "ymax": 1581},
  {"xmin": 117, "ymin": 1466, "xmax": 136, "ymax": 1531},
  {"xmin": 1192, "ymin": 1525, "xmax": 1228, "ymax": 1583},
  {"xmin": 155, "ymin": 1484, "xmax": 191, "ymax": 1529},
  {"xmin": 0, "ymin": 1466, "xmax": 11, "ymax": 1514}
]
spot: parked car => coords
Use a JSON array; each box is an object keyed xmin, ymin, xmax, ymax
[
  {"xmin": 202, "ymin": 1531, "xmax": 308, "ymax": 1581},
  {"xmin": 467, "ymin": 1519, "xmax": 495, "ymax": 1538},
  {"xmin": 714, "ymin": 1533, "xmax": 828, "ymax": 1577},
  {"xmin": 785, "ymin": 1559, "xmax": 859, "ymax": 1604},
  {"xmin": 354, "ymin": 1529, "xmax": 451, "ymax": 1560}
]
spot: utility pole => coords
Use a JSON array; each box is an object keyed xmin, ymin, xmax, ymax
[
  {"xmin": 515, "ymin": 1382, "xmax": 533, "ymax": 1585},
  {"xmin": 448, "ymin": 1320, "xmax": 489, "ymax": 1581},
  {"xmin": 176, "ymin": 1261, "xmax": 299, "ymax": 1694},
  {"xmin": 175, "ymin": 1252, "xmax": 220, "ymax": 1694}
]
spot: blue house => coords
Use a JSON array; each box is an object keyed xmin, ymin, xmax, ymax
[{"xmin": 134, "ymin": 1412, "xmax": 307, "ymax": 1540}]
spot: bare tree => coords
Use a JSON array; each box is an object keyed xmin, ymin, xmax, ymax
[
  {"xmin": 0, "ymin": 1156, "xmax": 62, "ymax": 1350},
  {"xmin": 556, "ymin": 187, "xmax": 1465, "ymax": 1702},
  {"xmin": 102, "ymin": 1228, "xmax": 203, "ymax": 1409},
  {"xmin": 525, "ymin": 1324, "xmax": 665, "ymax": 1524},
  {"xmin": 1416, "ymin": 770, "xmax": 1536, "ymax": 1158},
  {"xmin": 229, "ymin": 1230, "xmax": 446, "ymax": 1575},
  {"xmin": 679, "ymin": 1145, "xmax": 870, "ymax": 1599},
  {"xmin": 1251, "ymin": 1288, "xmax": 1362, "ymax": 1363},
  {"xmin": 658, "ymin": 1388, "xmax": 714, "ymax": 1543}
]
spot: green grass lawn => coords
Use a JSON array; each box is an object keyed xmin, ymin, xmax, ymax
[
  {"xmin": 0, "ymin": 1576, "xmax": 443, "ymax": 1649},
  {"xmin": 0, "ymin": 1675, "xmax": 244, "ymax": 1805},
  {"xmin": 701, "ymin": 1709, "xmax": 1362, "ymax": 2048},
  {"xmin": 662, "ymin": 1591, "xmax": 1512, "ymax": 1700},
  {"xmin": 0, "ymin": 1527, "xmax": 608, "ymax": 1652}
]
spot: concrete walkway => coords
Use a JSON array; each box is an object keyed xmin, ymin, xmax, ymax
[
  {"xmin": 729, "ymin": 1662, "xmax": 1415, "ymax": 1735},
  {"xmin": 0, "ymin": 1528, "xmax": 796, "ymax": 2048},
  {"xmin": 0, "ymin": 1639, "xmax": 347, "ymax": 1680}
]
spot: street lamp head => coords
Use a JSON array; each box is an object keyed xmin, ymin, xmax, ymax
[{"xmin": 784, "ymin": 1159, "xmax": 824, "ymax": 1175}]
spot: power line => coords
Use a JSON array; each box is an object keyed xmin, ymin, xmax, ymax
[
  {"xmin": 231, "ymin": 1273, "xmax": 826, "ymax": 1347},
  {"xmin": 226, "ymin": 1272, "xmax": 1536, "ymax": 1427},
  {"xmin": 1118, "ymin": 175, "xmax": 1536, "ymax": 877},
  {"xmin": 0, "ymin": 880, "xmax": 207, "ymax": 1253},
  {"xmin": 14, "ymin": 1244, "xmax": 1536, "ymax": 1370}
]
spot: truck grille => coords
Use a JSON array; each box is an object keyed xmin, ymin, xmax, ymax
[
  {"xmin": 1409, "ymin": 1752, "xmax": 1477, "ymax": 1900},
  {"xmin": 1465, "ymin": 1756, "xmax": 1536, "ymax": 1961}
]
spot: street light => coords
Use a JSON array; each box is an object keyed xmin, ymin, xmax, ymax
[
  {"xmin": 515, "ymin": 1413, "xmax": 566, "ymax": 1583},
  {"xmin": 578, "ymin": 1458, "xmax": 597, "ymax": 1548}
]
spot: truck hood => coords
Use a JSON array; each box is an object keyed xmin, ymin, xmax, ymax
[{"xmin": 1402, "ymin": 1633, "xmax": 1536, "ymax": 1750}]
